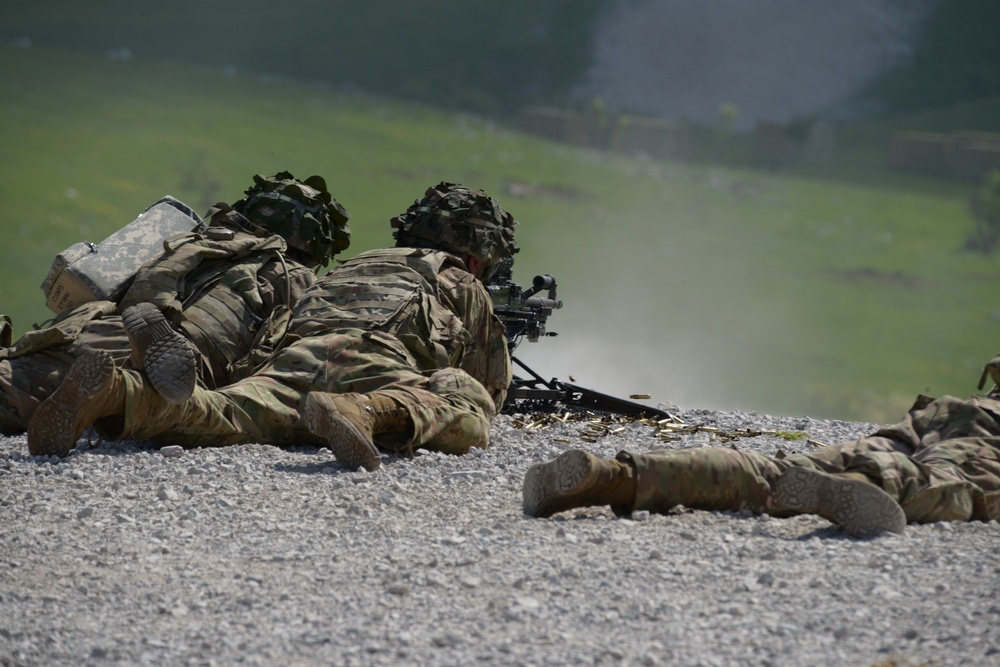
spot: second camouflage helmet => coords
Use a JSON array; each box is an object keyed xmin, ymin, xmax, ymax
[
  {"xmin": 232, "ymin": 171, "xmax": 351, "ymax": 266},
  {"xmin": 391, "ymin": 182, "xmax": 519, "ymax": 275}
]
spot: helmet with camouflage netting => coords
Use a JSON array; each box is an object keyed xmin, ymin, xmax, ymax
[
  {"xmin": 391, "ymin": 182, "xmax": 519, "ymax": 279},
  {"xmin": 229, "ymin": 171, "xmax": 351, "ymax": 267}
]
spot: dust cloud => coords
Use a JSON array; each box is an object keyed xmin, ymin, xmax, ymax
[
  {"xmin": 579, "ymin": 0, "xmax": 932, "ymax": 127},
  {"xmin": 510, "ymin": 210, "xmax": 799, "ymax": 416}
]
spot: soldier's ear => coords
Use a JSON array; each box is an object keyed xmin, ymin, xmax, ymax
[{"xmin": 464, "ymin": 255, "xmax": 484, "ymax": 279}]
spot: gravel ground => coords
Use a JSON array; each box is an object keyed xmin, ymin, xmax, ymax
[{"xmin": 1, "ymin": 405, "xmax": 998, "ymax": 667}]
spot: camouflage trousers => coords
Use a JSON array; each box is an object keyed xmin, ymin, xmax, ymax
[
  {"xmin": 0, "ymin": 304, "xmax": 132, "ymax": 434},
  {"xmin": 624, "ymin": 394, "xmax": 1000, "ymax": 524},
  {"xmin": 100, "ymin": 328, "xmax": 496, "ymax": 456}
]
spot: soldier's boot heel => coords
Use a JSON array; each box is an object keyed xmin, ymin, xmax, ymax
[
  {"xmin": 772, "ymin": 467, "xmax": 906, "ymax": 537},
  {"xmin": 304, "ymin": 393, "xmax": 383, "ymax": 472},
  {"xmin": 27, "ymin": 350, "xmax": 124, "ymax": 457},
  {"xmin": 522, "ymin": 449, "xmax": 636, "ymax": 518},
  {"xmin": 122, "ymin": 303, "xmax": 197, "ymax": 404}
]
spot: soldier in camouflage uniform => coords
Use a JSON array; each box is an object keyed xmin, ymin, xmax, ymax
[
  {"xmin": 524, "ymin": 356, "xmax": 1000, "ymax": 537},
  {"xmin": 28, "ymin": 183, "xmax": 516, "ymax": 472},
  {"xmin": 0, "ymin": 171, "xmax": 350, "ymax": 435}
]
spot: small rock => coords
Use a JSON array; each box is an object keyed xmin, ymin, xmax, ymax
[
  {"xmin": 515, "ymin": 596, "xmax": 540, "ymax": 611},
  {"xmin": 159, "ymin": 445, "xmax": 184, "ymax": 458},
  {"xmin": 77, "ymin": 507, "xmax": 95, "ymax": 519},
  {"xmin": 448, "ymin": 470, "xmax": 487, "ymax": 481},
  {"xmin": 432, "ymin": 633, "xmax": 462, "ymax": 648}
]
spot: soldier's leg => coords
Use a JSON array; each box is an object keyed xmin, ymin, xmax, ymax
[
  {"xmin": 524, "ymin": 447, "xmax": 784, "ymax": 518},
  {"xmin": 108, "ymin": 359, "xmax": 315, "ymax": 448},
  {"xmin": 629, "ymin": 447, "xmax": 788, "ymax": 514},
  {"xmin": 28, "ymin": 351, "xmax": 128, "ymax": 456},
  {"xmin": 524, "ymin": 445, "xmax": 907, "ymax": 535},
  {"xmin": 890, "ymin": 438, "xmax": 1000, "ymax": 522},
  {"xmin": 632, "ymin": 443, "xmax": 906, "ymax": 535},
  {"xmin": 0, "ymin": 353, "xmax": 77, "ymax": 435},
  {"xmin": 0, "ymin": 316, "xmax": 132, "ymax": 434},
  {"xmin": 787, "ymin": 430, "xmax": 1000, "ymax": 523},
  {"xmin": 303, "ymin": 332, "xmax": 496, "ymax": 470},
  {"xmin": 28, "ymin": 347, "xmax": 315, "ymax": 454},
  {"xmin": 121, "ymin": 303, "xmax": 197, "ymax": 404},
  {"xmin": 380, "ymin": 367, "xmax": 496, "ymax": 455},
  {"xmin": 305, "ymin": 367, "xmax": 495, "ymax": 471}
]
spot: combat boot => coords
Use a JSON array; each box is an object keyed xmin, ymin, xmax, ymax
[
  {"xmin": 771, "ymin": 467, "xmax": 906, "ymax": 537},
  {"xmin": 28, "ymin": 350, "xmax": 125, "ymax": 457},
  {"xmin": 121, "ymin": 303, "xmax": 197, "ymax": 404},
  {"xmin": 522, "ymin": 449, "xmax": 637, "ymax": 518},
  {"xmin": 304, "ymin": 392, "xmax": 411, "ymax": 472}
]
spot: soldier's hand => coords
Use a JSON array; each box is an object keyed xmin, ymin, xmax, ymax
[{"xmin": 978, "ymin": 353, "xmax": 1000, "ymax": 392}]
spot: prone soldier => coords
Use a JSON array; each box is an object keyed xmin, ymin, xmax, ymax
[
  {"xmin": 27, "ymin": 182, "xmax": 517, "ymax": 471},
  {"xmin": 0, "ymin": 171, "xmax": 351, "ymax": 434},
  {"xmin": 523, "ymin": 354, "xmax": 1000, "ymax": 536}
]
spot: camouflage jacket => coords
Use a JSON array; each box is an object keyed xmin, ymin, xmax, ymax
[
  {"xmin": 118, "ymin": 230, "xmax": 316, "ymax": 387},
  {"xmin": 288, "ymin": 247, "xmax": 512, "ymax": 411}
]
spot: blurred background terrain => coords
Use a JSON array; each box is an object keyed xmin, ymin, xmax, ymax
[{"xmin": 1, "ymin": 0, "xmax": 999, "ymax": 423}]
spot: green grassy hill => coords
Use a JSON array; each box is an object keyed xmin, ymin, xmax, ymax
[{"xmin": 1, "ymin": 45, "xmax": 997, "ymax": 423}]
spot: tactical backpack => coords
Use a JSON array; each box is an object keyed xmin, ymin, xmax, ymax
[{"xmin": 41, "ymin": 196, "xmax": 202, "ymax": 314}]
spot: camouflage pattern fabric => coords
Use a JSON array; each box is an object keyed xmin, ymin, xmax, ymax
[
  {"xmin": 0, "ymin": 303, "xmax": 131, "ymax": 434},
  {"xmin": 120, "ymin": 230, "xmax": 316, "ymax": 386},
  {"xmin": 0, "ymin": 232, "xmax": 314, "ymax": 434},
  {"xmin": 98, "ymin": 248, "xmax": 512, "ymax": 456},
  {"xmin": 625, "ymin": 394, "xmax": 1000, "ymax": 524}
]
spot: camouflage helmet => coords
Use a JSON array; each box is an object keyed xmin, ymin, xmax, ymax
[
  {"xmin": 391, "ymin": 182, "xmax": 519, "ymax": 277},
  {"xmin": 231, "ymin": 171, "xmax": 351, "ymax": 266}
]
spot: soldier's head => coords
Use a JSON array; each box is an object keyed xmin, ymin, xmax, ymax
[
  {"xmin": 228, "ymin": 171, "xmax": 352, "ymax": 267},
  {"xmin": 390, "ymin": 182, "xmax": 519, "ymax": 281}
]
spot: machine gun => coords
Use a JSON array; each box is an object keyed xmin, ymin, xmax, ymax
[{"xmin": 487, "ymin": 260, "xmax": 670, "ymax": 420}]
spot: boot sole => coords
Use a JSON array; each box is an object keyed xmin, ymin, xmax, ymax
[
  {"xmin": 28, "ymin": 350, "xmax": 115, "ymax": 457},
  {"xmin": 522, "ymin": 449, "xmax": 598, "ymax": 518},
  {"xmin": 304, "ymin": 393, "xmax": 381, "ymax": 472},
  {"xmin": 122, "ymin": 303, "xmax": 197, "ymax": 404},
  {"xmin": 772, "ymin": 467, "xmax": 906, "ymax": 537}
]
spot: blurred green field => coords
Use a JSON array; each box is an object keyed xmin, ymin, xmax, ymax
[{"xmin": 1, "ymin": 45, "xmax": 997, "ymax": 423}]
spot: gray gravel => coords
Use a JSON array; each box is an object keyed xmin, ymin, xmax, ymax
[{"xmin": 1, "ymin": 406, "xmax": 998, "ymax": 667}]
